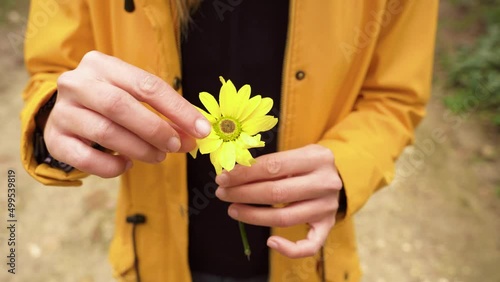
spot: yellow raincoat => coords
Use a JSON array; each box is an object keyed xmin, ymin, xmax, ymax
[{"xmin": 20, "ymin": 0, "xmax": 438, "ymax": 281}]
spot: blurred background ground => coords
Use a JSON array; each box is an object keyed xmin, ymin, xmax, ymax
[{"xmin": 0, "ymin": 1, "xmax": 499, "ymax": 282}]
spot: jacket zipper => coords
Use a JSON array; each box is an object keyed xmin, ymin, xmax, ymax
[
  {"xmin": 126, "ymin": 214, "xmax": 147, "ymax": 282},
  {"xmin": 278, "ymin": 0, "xmax": 294, "ymax": 152},
  {"xmin": 320, "ymin": 247, "xmax": 326, "ymax": 282},
  {"xmin": 279, "ymin": 1, "xmax": 326, "ymax": 281}
]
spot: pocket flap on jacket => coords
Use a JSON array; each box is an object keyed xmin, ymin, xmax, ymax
[{"xmin": 108, "ymin": 225, "xmax": 136, "ymax": 278}]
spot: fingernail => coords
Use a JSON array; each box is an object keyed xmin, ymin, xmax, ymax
[
  {"xmin": 216, "ymin": 173, "xmax": 229, "ymax": 187},
  {"xmin": 195, "ymin": 118, "xmax": 211, "ymax": 137},
  {"xmin": 228, "ymin": 206, "xmax": 238, "ymax": 219},
  {"xmin": 267, "ymin": 240, "xmax": 278, "ymax": 249},
  {"xmin": 156, "ymin": 152, "xmax": 166, "ymax": 162},
  {"xmin": 166, "ymin": 136, "xmax": 181, "ymax": 152}
]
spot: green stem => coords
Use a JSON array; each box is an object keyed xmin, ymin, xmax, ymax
[{"xmin": 238, "ymin": 221, "xmax": 251, "ymax": 260}]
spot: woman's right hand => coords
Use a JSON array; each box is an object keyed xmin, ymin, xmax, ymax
[{"xmin": 44, "ymin": 51, "xmax": 211, "ymax": 178}]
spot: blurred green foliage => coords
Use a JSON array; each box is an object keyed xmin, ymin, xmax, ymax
[
  {"xmin": 443, "ymin": 0, "xmax": 500, "ymax": 126},
  {"xmin": 0, "ymin": 0, "xmax": 16, "ymax": 23},
  {"xmin": 448, "ymin": 0, "xmax": 500, "ymax": 26}
]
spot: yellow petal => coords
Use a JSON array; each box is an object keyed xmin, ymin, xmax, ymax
[
  {"xmin": 245, "ymin": 97, "xmax": 274, "ymax": 121},
  {"xmin": 210, "ymin": 148, "xmax": 223, "ymax": 175},
  {"xmin": 235, "ymin": 146, "xmax": 254, "ymax": 166},
  {"xmin": 235, "ymin": 84, "xmax": 251, "ymax": 119},
  {"xmin": 219, "ymin": 79, "xmax": 238, "ymax": 118},
  {"xmin": 194, "ymin": 106, "xmax": 217, "ymax": 123},
  {"xmin": 238, "ymin": 84, "xmax": 251, "ymax": 102},
  {"xmin": 239, "ymin": 95, "xmax": 261, "ymax": 121},
  {"xmin": 238, "ymin": 132, "xmax": 265, "ymax": 148},
  {"xmin": 197, "ymin": 130, "xmax": 222, "ymax": 154},
  {"xmin": 218, "ymin": 141, "xmax": 236, "ymax": 172},
  {"xmin": 199, "ymin": 92, "xmax": 221, "ymax": 118},
  {"xmin": 189, "ymin": 145, "xmax": 198, "ymax": 159},
  {"xmin": 198, "ymin": 137, "xmax": 223, "ymax": 154},
  {"xmin": 242, "ymin": 115, "xmax": 278, "ymax": 136}
]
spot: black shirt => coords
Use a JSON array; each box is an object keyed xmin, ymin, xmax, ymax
[{"xmin": 181, "ymin": 0, "xmax": 289, "ymax": 278}]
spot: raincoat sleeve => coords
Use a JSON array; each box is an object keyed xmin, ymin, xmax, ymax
[
  {"xmin": 318, "ymin": 1, "xmax": 438, "ymax": 218},
  {"xmin": 20, "ymin": 0, "xmax": 94, "ymax": 186}
]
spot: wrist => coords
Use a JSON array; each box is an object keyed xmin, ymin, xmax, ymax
[
  {"xmin": 33, "ymin": 92, "xmax": 74, "ymax": 172},
  {"xmin": 35, "ymin": 92, "xmax": 57, "ymax": 131},
  {"xmin": 336, "ymin": 187, "xmax": 347, "ymax": 220}
]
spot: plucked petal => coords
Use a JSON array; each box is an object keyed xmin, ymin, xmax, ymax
[
  {"xmin": 238, "ymin": 132, "xmax": 265, "ymax": 148},
  {"xmin": 242, "ymin": 115, "xmax": 279, "ymax": 136},
  {"xmin": 239, "ymin": 95, "xmax": 261, "ymax": 122},
  {"xmin": 218, "ymin": 141, "xmax": 236, "ymax": 172},
  {"xmin": 194, "ymin": 106, "xmax": 217, "ymax": 123},
  {"xmin": 245, "ymin": 97, "xmax": 273, "ymax": 121},
  {"xmin": 199, "ymin": 92, "xmax": 221, "ymax": 118},
  {"xmin": 219, "ymin": 78, "xmax": 238, "ymax": 118},
  {"xmin": 196, "ymin": 134, "xmax": 222, "ymax": 154}
]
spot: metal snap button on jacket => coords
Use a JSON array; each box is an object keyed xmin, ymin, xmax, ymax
[
  {"xmin": 173, "ymin": 76, "xmax": 182, "ymax": 91},
  {"xmin": 295, "ymin": 70, "xmax": 306, "ymax": 80}
]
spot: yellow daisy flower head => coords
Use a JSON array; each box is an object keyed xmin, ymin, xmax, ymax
[{"xmin": 190, "ymin": 76, "xmax": 278, "ymax": 175}]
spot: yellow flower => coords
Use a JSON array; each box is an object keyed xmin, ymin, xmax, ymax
[{"xmin": 190, "ymin": 76, "xmax": 278, "ymax": 175}]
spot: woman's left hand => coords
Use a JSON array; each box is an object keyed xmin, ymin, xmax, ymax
[{"xmin": 215, "ymin": 144, "xmax": 343, "ymax": 259}]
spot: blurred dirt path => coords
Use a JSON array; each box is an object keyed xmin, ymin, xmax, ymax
[
  {"xmin": 0, "ymin": 25, "xmax": 119, "ymax": 282},
  {"xmin": 356, "ymin": 84, "xmax": 500, "ymax": 282}
]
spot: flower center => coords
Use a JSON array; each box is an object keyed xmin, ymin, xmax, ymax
[
  {"xmin": 220, "ymin": 120, "xmax": 236, "ymax": 134},
  {"xmin": 215, "ymin": 117, "xmax": 241, "ymax": 141}
]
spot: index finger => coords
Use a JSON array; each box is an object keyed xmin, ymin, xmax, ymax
[
  {"xmin": 216, "ymin": 146, "xmax": 326, "ymax": 187},
  {"xmin": 81, "ymin": 51, "xmax": 211, "ymax": 138}
]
